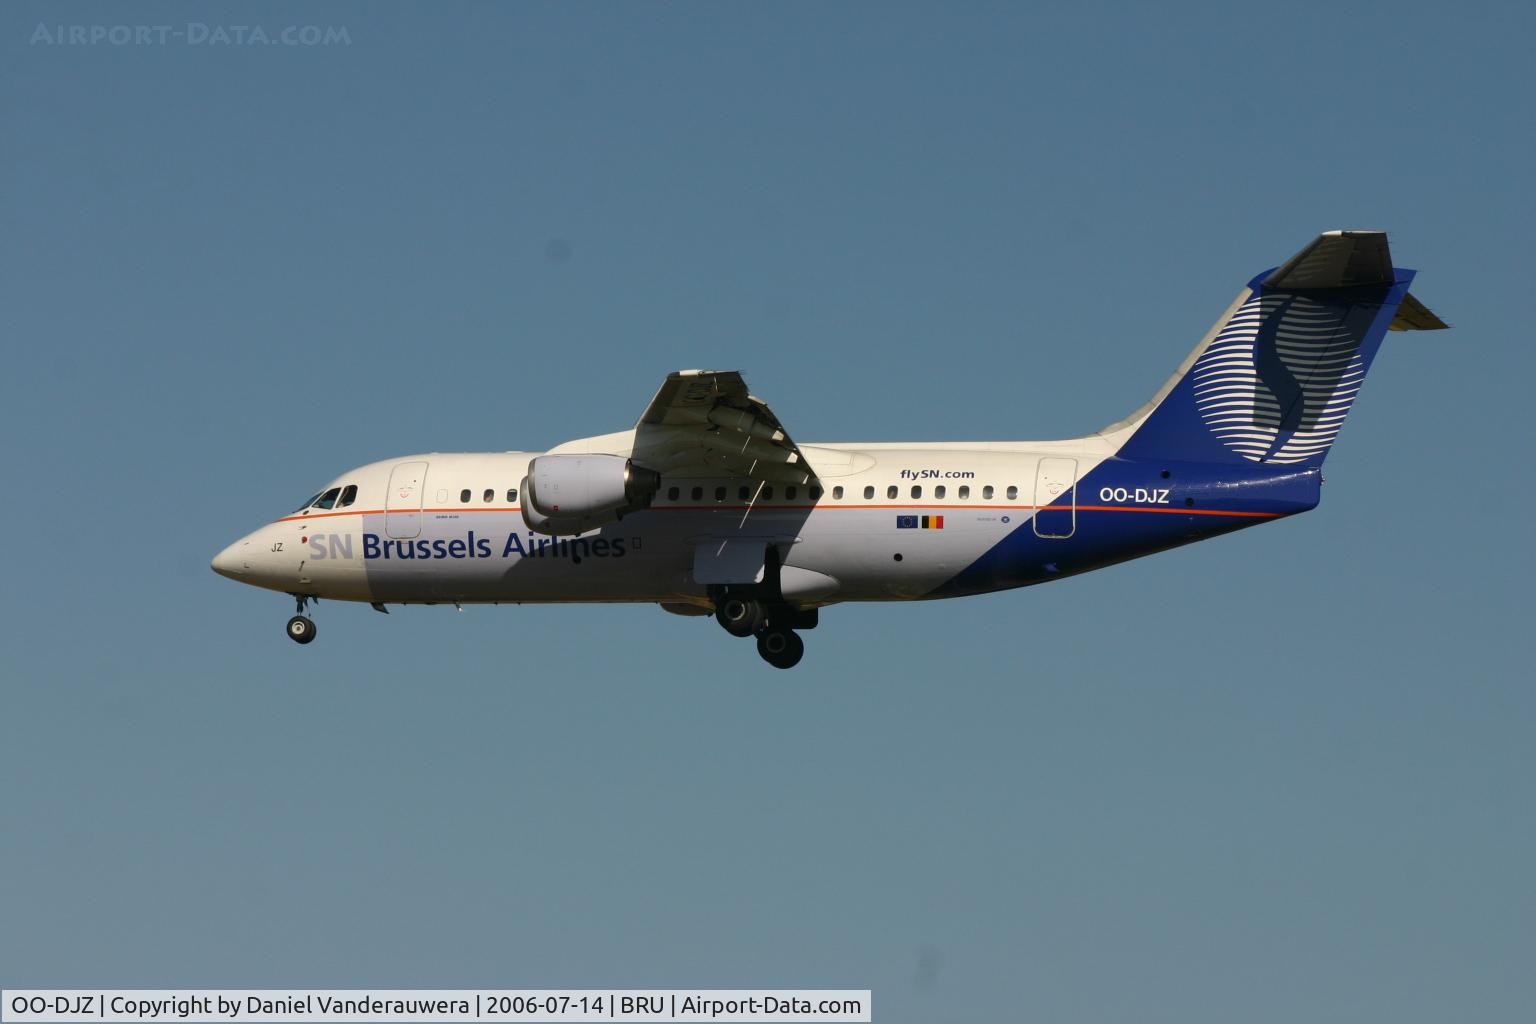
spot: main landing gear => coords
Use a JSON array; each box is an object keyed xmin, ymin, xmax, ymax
[
  {"xmin": 756, "ymin": 626, "xmax": 804, "ymax": 670},
  {"xmin": 286, "ymin": 594, "xmax": 317, "ymax": 645},
  {"xmin": 713, "ymin": 592, "xmax": 815, "ymax": 669},
  {"xmin": 715, "ymin": 594, "xmax": 765, "ymax": 637}
]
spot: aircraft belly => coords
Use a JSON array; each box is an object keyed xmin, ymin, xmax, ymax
[
  {"xmin": 790, "ymin": 507, "xmax": 1019, "ymax": 600},
  {"xmin": 352, "ymin": 502, "xmax": 1032, "ymax": 605}
]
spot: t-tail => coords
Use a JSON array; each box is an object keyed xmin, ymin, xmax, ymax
[{"xmin": 1107, "ymin": 230, "xmax": 1447, "ymax": 468}]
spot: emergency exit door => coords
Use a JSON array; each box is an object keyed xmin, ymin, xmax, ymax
[
  {"xmin": 1033, "ymin": 457, "xmax": 1077, "ymax": 538},
  {"xmin": 385, "ymin": 461, "xmax": 428, "ymax": 539}
]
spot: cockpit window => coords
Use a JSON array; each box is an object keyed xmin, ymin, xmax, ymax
[
  {"xmin": 313, "ymin": 487, "xmax": 342, "ymax": 510},
  {"xmin": 292, "ymin": 492, "xmax": 323, "ymax": 513},
  {"xmin": 338, "ymin": 485, "xmax": 358, "ymax": 508}
]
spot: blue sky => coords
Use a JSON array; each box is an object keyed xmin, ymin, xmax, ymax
[{"xmin": 2, "ymin": 2, "xmax": 1532, "ymax": 1020}]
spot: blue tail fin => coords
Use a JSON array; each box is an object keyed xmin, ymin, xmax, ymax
[{"xmin": 1112, "ymin": 231, "xmax": 1446, "ymax": 468}]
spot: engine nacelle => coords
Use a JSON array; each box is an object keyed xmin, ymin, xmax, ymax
[{"xmin": 521, "ymin": 454, "xmax": 660, "ymax": 536}]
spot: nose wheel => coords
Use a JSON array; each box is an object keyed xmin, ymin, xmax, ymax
[
  {"xmin": 286, "ymin": 615, "xmax": 317, "ymax": 644},
  {"xmin": 286, "ymin": 594, "xmax": 318, "ymax": 645}
]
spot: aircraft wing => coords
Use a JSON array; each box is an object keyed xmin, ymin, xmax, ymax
[{"xmin": 631, "ymin": 369, "xmax": 814, "ymax": 485}]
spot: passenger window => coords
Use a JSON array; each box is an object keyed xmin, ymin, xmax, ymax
[
  {"xmin": 811, "ymin": 487, "xmax": 823, "ymax": 500},
  {"xmin": 691, "ymin": 486, "xmax": 703, "ymax": 501},
  {"xmin": 338, "ymin": 485, "xmax": 358, "ymax": 508},
  {"xmin": 667, "ymin": 486, "xmax": 680, "ymax": 501},
  {"xmin": 935, "ymin": 485, "xmax": 946, "ymax": 499},
  {"xmin": 832, "ymin": 486, "xmax": 843, "ymax": 500},
  {"xmin": 313, "ymin": 487, "xmax": 342, "ymax": 510},
  {"xmin": 460, "ymin": 489, "xmax": 471, "ymax": 503},
  {"xmin": 1007, "ymin": 485, "xmax": 1019, "ymax": 500},
  {"xmin": 786, "ymin": 486, "xmax": 798, "ymax": 500},
  {"xmin": 864, "ymin": 486, "xmax": 875, "ymax": 500},
  {"xmin": 887, "ymin": 485, "xmax": 898, "ymax": 499},
  {"xmin": 958, "ymin": 485, "xmax": 970, "ymax": 499},
  {"xmin": 507, "ymin": 488, "xmax": 518, "ymax": 502},
  {"xmin": 911, "ymin": 485, "xmax": 922, "ymax": 499},
  {"xmin": 763, "ymin": 486, "xmax": 774, "ymax": 500},
  {"xmin": 983, "ymin": 485, "xmax": 995, "ymax": 499},
  {"xmin": 739, "ymin": 486, "xmax": 751, "ymax": 501},
  {"xmin": 714, "ymin": 486, "xmax": 727, "ymax": 501},
  {"xmin": 483, "ymin": 488, "xmax": 494, "ymax": 503}
]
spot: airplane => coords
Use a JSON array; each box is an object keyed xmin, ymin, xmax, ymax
[{"xmin": 213, "ymin": 230, "xmax": 1446, "ymax": 668}]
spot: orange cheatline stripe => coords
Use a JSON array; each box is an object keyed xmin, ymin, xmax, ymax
[
  {"xmin": 1074, "ymin": 504, "xmax": 1281, "ymax": 519},
  {"xmin": 278, "ymin": 506, "xmax": 519, "ymax": 522},
  {"xmin": 279, "ymin": 508, "xmax": 385, "ymax": 522},
  {"xmin": 276, "ymin": 503, "xmax": 1281, "ymax": 523},
  {"xmin": 657, "ymin": 503, "xmax": 1280, "ymax": 518}
]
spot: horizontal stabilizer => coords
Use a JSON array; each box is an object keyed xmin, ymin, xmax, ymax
[
  {"xmin": 1389, "ymin": 291, "xmax": 1450, "ymax": 331},
  {"xmin": 1264, "ymin": 230, "xmax": 1394, "ymax": 290}
]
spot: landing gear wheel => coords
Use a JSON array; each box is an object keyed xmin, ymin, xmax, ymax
[
  {"xmin": 715, "ymin": 596, "xmax": 765, "ymax": 638},
  {"xmin": 756, "ymin": 628, "xmax": 804, "ymax": 669},
  {"xmin": 286, "ymin": 615, "xmax": 317, "ymax": 645}
]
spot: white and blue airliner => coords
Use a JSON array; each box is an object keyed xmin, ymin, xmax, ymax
[{"xmin": 213, "ymin": 230, "xmax": 1445, "ymax": 667}]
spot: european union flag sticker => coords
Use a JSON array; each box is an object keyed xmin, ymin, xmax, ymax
[{"xmin": 896, "ymin": 515, "xmax": 919, "ymax": 529}]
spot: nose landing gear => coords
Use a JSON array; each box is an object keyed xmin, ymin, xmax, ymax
[
  {"xmin": 286, "ymin": 594, "xmax": 318, "ymax": 645},
  {"xmin": 286, "ymin": 615, "xmax": 317, "ymax": 644}
]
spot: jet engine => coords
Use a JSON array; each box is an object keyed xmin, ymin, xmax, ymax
[{"xmin": 521, "ymin": 454, "xmax": 661, "ymax": 537}]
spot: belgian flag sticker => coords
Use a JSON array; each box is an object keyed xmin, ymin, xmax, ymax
[{"xmin": 896, "ymin": 515, "xmax": 944, "ymax": 529}]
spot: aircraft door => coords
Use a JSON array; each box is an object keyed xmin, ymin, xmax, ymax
[
  {"xmin": 1033, "ymin": 457, "xmax": 1077, "ymax": 538},
  {"xmin": 385, "ymin": 461, "xmax": 428, "ymax": 539}
]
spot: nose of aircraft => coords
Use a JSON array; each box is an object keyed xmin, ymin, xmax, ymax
[{"xmin": 211, "ymin": 538, "xmax": 249, "ymax": 579}]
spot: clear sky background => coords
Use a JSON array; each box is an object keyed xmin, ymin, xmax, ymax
[{"xmin": 2, "ymin": 2, "xmax": 1532, "ymax": 1021}]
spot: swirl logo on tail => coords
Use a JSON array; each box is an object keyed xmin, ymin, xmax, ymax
[{"xmin": 1191, "ymin": 294, "xmax": 1367, "ymax": 464}]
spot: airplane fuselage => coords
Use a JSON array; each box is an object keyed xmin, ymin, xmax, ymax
[{"xmin": 213, "ymin": 443, "xmax": 1319, "ymax": 608}]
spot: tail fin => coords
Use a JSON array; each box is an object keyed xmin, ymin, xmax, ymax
[{"xmin": 1109, "ymin": 231, "xmax": 1447, "ymax": 467}]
